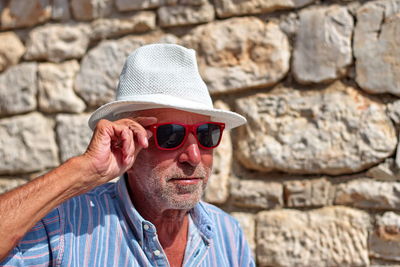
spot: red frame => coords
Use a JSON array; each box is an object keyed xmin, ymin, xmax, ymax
[{"xmin": 148, "ymin": 122, "xmax": 225, "ymax": 150}]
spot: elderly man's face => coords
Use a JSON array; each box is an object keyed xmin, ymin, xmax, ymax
[{"xmin": 127, "ymin": 108, "xmax": 213, "ymax": 211}]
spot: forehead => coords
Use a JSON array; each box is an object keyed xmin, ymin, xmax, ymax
[{"xmin": 137, "ymin": 108, "xmax": 210, "ymax": 123}]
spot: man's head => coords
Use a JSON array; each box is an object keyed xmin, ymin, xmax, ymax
[
  {"xmin": 127, "ymin": 108, "xmax": 213, "ymax": 210},
  {"xmin": 88, "ymin": 44, "xmax": 246, "ymax": 211}
]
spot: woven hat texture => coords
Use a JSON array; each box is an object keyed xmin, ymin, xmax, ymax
[{"xmin": 88, "ymin": 43, "xmax": 246, "ymax": 130}]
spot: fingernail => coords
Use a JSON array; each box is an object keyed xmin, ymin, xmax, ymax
[{"xmin": 144, "ymin": 137, "xmax": 148, "ymax": 147}]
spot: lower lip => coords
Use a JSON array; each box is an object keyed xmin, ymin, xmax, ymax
[{"xmin": 169, "ymin": 179, "xmax": 202, "ymax": 185}]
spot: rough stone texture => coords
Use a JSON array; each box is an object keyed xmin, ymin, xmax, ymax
[
  {"xmin": 0, "ymin": 178, "xmax": 27, "ymax": 194},
  {"xmin": 214, "ymin": 0, "xmax": 315, "ymax": 18},
  {"xmin": 71, "ymin": 0, "xmax": 113, "ymax": 21},
  {"xmin": 284, "ymin": 178, "xmax": 332, "ymax": 207},
  {"xmin": 38, "ymin": 60, "xmax": 86, "ymax": 113},
  {"xmin": 115, "ymin": 0, "xmax": 177, "ymax": 11},
  {"xmin": 56, "ymin": 114, "xmax": 92, "ymax": 162},
  {"xmin": 370, "ymin": 258, "xmax": 400, "ymax": 267},
  {"xmin": 231, "ymin": 179, "xmax": 283, "ymax": 209},
  {"xmin": 90, "ymin": 12, "xmax": 156, "ymax": 40},
  {"xmin": 369, "ymin": 212, "xmax": 400, "ymax": 262},
  {"xmin": 367, "ymin": 158, "xmax": 400, "ymax": 181},
  {"xmin": 335, "ymin": 179, "xmax": 400, "ymax": 210},
  {"xmin": 388, "ymin": 99, "xmax": 400, "ymax": 127},
  {"xmin": 231, "ymin": 212, "xmax": 256, "ymax": 255},
  {"xmin": 24, "ymin": 23, "xmax": 91, "ymax": 63},
  {"xmin": 0, "ymin": 113, "xmax": 59, "ymax": 175},
  {"xmin": 279, "ymin": 12, "xmax": 299, "ymax": 37},
  {"xmin": 52, "ymin": 0, "xmax": 71, "ymax": 21},
  {"xmin": 354, "ymin": 0, "xmax": 400, "ymax": 95},
  {"xmin": 158, "ymin": 1, "xmax": 214, "ymax": 27},
  {"xmin": 180, "ymin": 0, "xmax": 205, "ymax": 5},
  {"xmin": 293, "ymin": 6, "xmax": 354, "ymax": 84},
  {"xmin": 257, "ymin": 207, "xmax": 370, "ymax": 267},
  {"xmin": 182, "ymin": 17, "xmax": 290, "ymax": 94},
  {"xmin": 0, "ymin": 0, "xmax": 51, "ymax": 29},
  {"xmin": 0, "ymin": 63, "xmax": 37, "ymax": 116},
  {"xmin": 0, "ymin": 31, "xmax": 25, "ymax": 72},
  {"xmin": 75, "ymin": 33, "xmax": 179, "ymax": 107},
  {"xmin": 203, "ymin": 101, "xmax": 232, "ymax": 204},
  {"xmin": 235, "ymin": 81, "xmax": 397, "ymax": 175}
]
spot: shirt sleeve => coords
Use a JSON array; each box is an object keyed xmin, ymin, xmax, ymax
[{"xmin": 0, "ymin": 207, "xmax": 63, "ymax": 267}]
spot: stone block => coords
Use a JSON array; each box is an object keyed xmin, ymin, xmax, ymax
[
  {"xmin": 24, "ymin": 23, "xmax": 91, "ymax": 63},
  {"xmin": 0, "ymin": 32, "xmax": 25, "ymax": 72},
  {"xmin": 0, "ymin": 63, "xmax": 37, "ymax": 116},
  {"xmin": 284, "ymin": 178, "xmax": 332, "ymax": 207},
  {"xmin": 0, "ymin": 178, "xmax": 27, "ymax": 194},
  {"xmin": 116, "ymin": 0, "xmax": 177, "ymax": 11},
  {"xmin": 257, "ymin": 207, "xmax": 370, "ymax": 266},
  {"xmin": 235, "ymin": 81, "xmax": 397, "ymax": 175},
  {"xmin": 214, "ymin": 0, "xmax": 315, "ymax": 18},
  {"xmin": 231, "ymin": 212, "xmax": 256, "ymax": 256},
  {"xmin": 1, "ymin": 0, "xmax": 51, "ymax": 29},
  {"xmin": 182, "ymin": 17, "xmax": 290, "ymax": 94},
  {"xmin": 369, "ymin": 212, "xmax": 400, "ymax": 262},
  {"xmin": 74, "ymin": 33, "xmax": 179, "ymax": 107},
  {"xmin": 90, "ymin": 11, "xmax": 156, "ymax": 40},
  {"xmin": 56, "ymin": 113, "xmax": 92, "ymax": 162},
  {"xmin": 354, "ymin": 0, "xmax": 400, "ymax": 95},
  {"xmin": 335, "ymin": 179, "xmax": 400, "ymax": 210},
  {"xmin": 0, "ymin": 112, "xmax": 59, "ymax": 175},
  {"xmin": 203, "ymin": 101, "xmax": 232, "ymax": 204},
  {"xmin": 179, "ymin": 0, "xmax": 205, "ymax": 5},
  {"xmin": 293, "ymin": 5, "xmax": 353, "ymax": 83},
  {"xmin": 52, "ymin": 0, "xmax": 71, "ymax": 21},
  {"xmin": 38, "ymin": 60, "xmax": 86, "ymax": 113},
  {"xmin": 71, "ymin": 0, "xmax": 113, "ymax": 21},
  {"xmin": 158, "ymin": 1, "xmax": 214, "ymax": 27},
  {"xmin": 231, "ymin": 179, "xmax": 283, "ymax": 209},
  {"xmin": 366, "ymin": 158, "xmax": 400, "ymax": 181}
]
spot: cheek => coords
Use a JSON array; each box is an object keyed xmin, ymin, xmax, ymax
[{"xmin": 201, "ymin": 152, "xmax": 213, "ymax": 168}]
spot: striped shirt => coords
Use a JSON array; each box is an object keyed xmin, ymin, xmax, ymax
[{"xmin": 1, "ymin": 177, "xmax": 255, "ymax": 267}]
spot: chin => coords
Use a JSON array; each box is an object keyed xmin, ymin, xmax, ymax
[{"xmin": 167, "ymin": 194, "xmax": 202, "ymax": 210}]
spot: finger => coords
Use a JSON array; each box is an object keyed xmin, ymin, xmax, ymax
[
  {"xmin": 121, "ymin": 129, "xmax": 135, "ymax": 165},
  {"xmin": 133, "ymin": 117, "xmax": 157, "ymax": 127},
  {"xmin": 130, "ymin": 126, "xmax": 149, "ymax": 148},
  {"xmin": 146, "ymin": 129, "xmax": 153, "ymax": 139}
]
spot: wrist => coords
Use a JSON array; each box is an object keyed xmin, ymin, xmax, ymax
[{"xmin": 56, "ymin": 155, "xmax": 102, "ymax": 197}]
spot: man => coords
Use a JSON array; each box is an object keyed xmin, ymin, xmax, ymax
[{"xmin": 0, "ymin": 44, "xmax": 254, "ymax": 266}]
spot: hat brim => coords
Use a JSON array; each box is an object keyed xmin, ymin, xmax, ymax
[{"xmin": 88, "ymin": 94, "xmax": 247, "ymax": 130}]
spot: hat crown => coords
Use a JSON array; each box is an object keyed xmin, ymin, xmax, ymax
[{"xmin": 116, "ymin": 44, "xmax": 212, "ymax": 107}]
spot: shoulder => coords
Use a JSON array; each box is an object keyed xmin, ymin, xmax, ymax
[
  {"xmin": 198, "ymin": 201, "xmax": 241, "ymax": 230},
  {"xmin": 200, "ymin": 201, "xmax": 237, "ymax": 219},
  {"xmin": 60, "ymin": 182, "xmax": 117, "ymax": 210}
]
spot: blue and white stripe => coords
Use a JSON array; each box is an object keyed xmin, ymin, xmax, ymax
[{"xmin": 1, "ymin": 177, "xmax": 255, "ymax": 266}]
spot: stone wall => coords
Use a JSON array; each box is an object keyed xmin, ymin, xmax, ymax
[{"xmin": 0, "ymin": 0, "xmax": 400, "ymax": 266}]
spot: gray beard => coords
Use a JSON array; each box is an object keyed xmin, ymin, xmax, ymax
[{"xmin": 149, "ymin": 165, "xmax": 210, "ymax": 210}]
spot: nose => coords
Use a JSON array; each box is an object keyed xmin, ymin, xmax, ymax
[{"xmin": 178, "ymin": 133, "xmax": 201, "ymax": 166}]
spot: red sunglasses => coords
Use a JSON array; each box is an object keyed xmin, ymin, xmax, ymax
[{"xmin": 148, "ymin": 122, "xmax": 225, "ymax": 150}]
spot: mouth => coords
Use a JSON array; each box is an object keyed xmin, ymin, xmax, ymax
[{"xmin": 168, "ymin": 177, "xmax": 203, "ymax": 185}]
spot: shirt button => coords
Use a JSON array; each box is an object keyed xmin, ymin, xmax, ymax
[
  {"xmin": 143, "ymin": 224, "xmax": 149, "ymax": 230},
  {"xmin": 153, "ymin": 250, "xmax": 161, "ymax": 256}
]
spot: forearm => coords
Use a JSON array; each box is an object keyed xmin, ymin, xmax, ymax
[{"xmin": 0, "ymin": 155, "xmax": 99, "ymax": 261}]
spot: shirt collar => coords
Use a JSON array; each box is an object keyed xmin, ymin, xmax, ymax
[
  {"xmin": 116, "ymin": 175, "xmax": 148, "ymax": 245},
  {"xmin": 116, "ymin": 174, "xmax": 215, "ymax": 244}
]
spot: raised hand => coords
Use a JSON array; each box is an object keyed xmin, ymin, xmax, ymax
[{"xmin": 83, "ymin": 117, "xmax": 157, "ymax": 186}]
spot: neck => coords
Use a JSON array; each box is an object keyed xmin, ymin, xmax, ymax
[{"xmin": 125, "ymin": 174, "xmax": 190, "ymax": 248}]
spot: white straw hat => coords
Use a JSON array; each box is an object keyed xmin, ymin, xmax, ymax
[{"xmin": 88, "ymin": 43, "xmax": 247, "ymax": 130}]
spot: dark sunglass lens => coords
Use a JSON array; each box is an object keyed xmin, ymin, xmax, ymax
[
  {"xmin": 197, "ymin": 123, "xmax": 221, "ymax": 148},
  {"xmin": 157, "ymin": 124, "xmax": 185, "ymax": 149}
]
